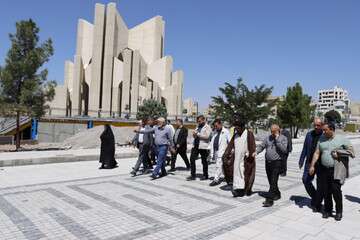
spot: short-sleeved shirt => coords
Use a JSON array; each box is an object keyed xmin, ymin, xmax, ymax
[{"xmin": 317, "ymin": 134, "xmax": 351, "ymax": 168}]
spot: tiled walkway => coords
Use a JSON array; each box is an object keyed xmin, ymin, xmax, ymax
[{"xmin": 0, "ymin": 138, "xmax": 360, "ymax": 240}]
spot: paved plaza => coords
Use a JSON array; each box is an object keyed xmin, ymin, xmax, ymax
[{"xmin": 0, "ymin": 138, "xmax": 360, "ymax": 240}]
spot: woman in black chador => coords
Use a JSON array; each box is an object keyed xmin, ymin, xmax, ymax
[{"xmin": 99, "ymin": 124, "xmax": 118, "ymax": 169}]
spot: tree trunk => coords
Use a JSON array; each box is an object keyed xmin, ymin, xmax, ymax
[
  {"xmin": 15, "ymin": 110, "xmax": 20, "ymax": 151},
  {"xmin": 294, "ymin": 126, "xmax": 299, "ymax": 139}
]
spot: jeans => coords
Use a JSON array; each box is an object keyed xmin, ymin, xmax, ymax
[
  {"xmin": 302, "ymin": 163, "xmax": 317, "ymax": 205},
  {"xmin": 152, "ymin": 145, "xmax": 168, "ymax": 177},
  {"xmin": 265, "ymin": 160, "xmax": 282, "ymax": 200},
  {"xmin": 190, "ymin": 148, "xmax": 209, "ymax": 178}
]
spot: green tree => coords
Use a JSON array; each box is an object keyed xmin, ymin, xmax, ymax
[
  {"xmin": 324, "ymin": 110, "xmax": 341, "ymax": 123},
  {"xmin": 210, "ymin": 78, "xmax": 275, "ymax": 126},
  {"xmin": 277, "ymin": 82, "xmax": 314, "ymax": 138},
  {"xmin": 136, "ymin": 99, "xmax": 167, "ymax": 120},
  {"xmin": 0, "ymin": 19, "xmax": 56, "ymax": 150}
]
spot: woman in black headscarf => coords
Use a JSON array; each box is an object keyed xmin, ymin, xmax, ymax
[{"xmin": 99, "ymin": 124, "xmax": 117, "ymax": 169}]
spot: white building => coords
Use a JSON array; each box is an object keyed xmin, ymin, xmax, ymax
[
  {"xmin": 183, "ymin": 98, "xmax": 198, "ymax": 117},
  {"xmin": 49, "ymin": 2, "xmax": 183, "ymax": 118},
  {"xmin": 316, "ymin": 86, "xmax": 349, "ymax": 115},
  {"xmin": 349, "ymin": 102, "xmax": 360, "ymax": 122}
]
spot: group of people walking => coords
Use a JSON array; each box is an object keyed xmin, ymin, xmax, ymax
[
  {"xmin": 299, "ymin": 118, "xmax": 355, "ymax": 221},
  {"xmin": 99, "ymin": 115, "xmax": 355, "ymax": 221}
]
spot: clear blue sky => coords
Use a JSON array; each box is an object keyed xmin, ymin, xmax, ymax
[{"xmin": 1, "ymin": 0, "xmax": 360, "ymax": 109}]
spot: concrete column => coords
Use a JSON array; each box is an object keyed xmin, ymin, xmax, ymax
[
  {"xmin": 72, "ymin": 55, "xmax": 83, "ymax": 116},
  {"xmin": 147, "ymin": 56, "xmax": 173, "ymax": 90},
  {"xmin": 171, "ymin": 70, "xmax": 184, "ymax": 116},
  {"xmin": 101, "ymin": 3, "xmax": 117, "ymax": 116},
  {"xmin": 120, "ymin": 48, "xmax": 133, "ymax": 116},
  {"xmin": 64, "ymin": 61, "xmax": 74, "ymax": 91},
  {"xmin": 64, "ymin": 61, "xmax": 74, "ymax": 115},
  {"xmin": 128, "ymin": 16, "xmax": 164, "ymax": 64},
  {"xmin": 112, "ymin": 57, "xmax": 124, "ymax": 116},
  {"xmin": 75, "ymin": 19, "xmax": 93, "ymax": 66},
  {"xmin": 89, "ymin": 3, "xmax": 106, "ymax": 116},
  {"xmin": 130, "ymin": 50, "xmax": 140, "ymax": 114}
]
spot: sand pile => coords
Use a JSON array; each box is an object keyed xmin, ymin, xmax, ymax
[{"xmin": 62, "ymin": 126, "xmax": 137, "ymax": 149}]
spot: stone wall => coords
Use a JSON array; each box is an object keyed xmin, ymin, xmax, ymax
[{"xmin": 38, "ymin": 122, "xmax": 87, "ymax": 143}]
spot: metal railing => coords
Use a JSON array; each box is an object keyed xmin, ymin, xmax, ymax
[{"xmin": 0, "ymin": 116, "xmax": 31, "ymax": 135}]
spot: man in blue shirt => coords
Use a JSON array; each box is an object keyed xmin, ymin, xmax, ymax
[{"xmin": 136, "ymin": 117, "xmax": 174, "ymax": 179}]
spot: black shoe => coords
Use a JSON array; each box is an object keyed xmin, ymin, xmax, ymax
[
  {"xmin": 231, "ymin": 190, "xmax": 239, "ymax": 197},
  {"xmin": 200, "ymin": 176, "xmax": 209, "ymax": 181},
  {"xmin": 245, "ymin": 190, "xmax": 253, "ymax": 196},
  {"xmin": 209, "ymin": 180, "xmax": 221, "ymax": 187},
  {"xmin": 232, "ymin": 189, "xmax": 245, "ymax": 198},
  {"xmin": 322, "ymin": 212, "xmax": 331, "ymax": 219},
  {"xmin": 334, "ymin": 213, "xmax": 342, "ymax": 221},
  {"xmin": 130, "ymin": 171, "xmax": 137, "ymax": 177},
  {"xmin": 99, "ymin": 166, "xmax": 105, "ymax": 169},
  {"xmin": 150, "ymin": 175, "xmax": 158, "ymax": 180},
  {"xmin": 160, "ymin": 172, "xmax": 168, "ymax": 177},
  {"xmin": 311, "ymin": 205, "xmax": 321, "ymax": 213},
  {"xmin": 186, "ymin": 176, "xmax": 196, "ymax": 181},
  {"xmin": 263, "ymin": 199, "xmax": 274, "ymax": 207},
  {"xmin": 168, "ymin": 168, "xmax": 176, "ymax": 172},
  {"xmin": 273, "ymin": 195, "xmax": 281, "ymax": 201}
]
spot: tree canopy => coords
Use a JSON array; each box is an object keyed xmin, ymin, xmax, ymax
[
  {"xmin": 210, "ymin": 78, "xmax": 275, "ymax": 126},
  {"xmin": 136, "ymin": 99, "xmax": 168, "ymax": 120},
  {"xmin": 0, "ymin": 19, "xmax": 56, "ymax": 149},
  {"xmin": 277, "ymin": 82, "xmax": 314, "ymax": 138}
]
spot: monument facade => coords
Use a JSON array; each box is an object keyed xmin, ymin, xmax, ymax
[{"xmin": 50, "ymin": 3, "xmax": 183, "ymax": 118}]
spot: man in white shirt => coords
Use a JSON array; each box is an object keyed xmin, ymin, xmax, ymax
[
  {"xmin": 186, "ymin": 115, "xmax": 212, "ymax": 181},
  {"xmin": 209, "ymin": 119, "xmax": 230, "ymax": 186}
]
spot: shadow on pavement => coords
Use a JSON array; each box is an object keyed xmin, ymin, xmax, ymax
[
  {"xmin": 175, "ymin": 167, "xmax": 190, "ymax": 171},
  {"xmin": 290, "ymin": 195, "xmax": 312, "ymax": 208},
  {"xmin": 345, "ymin": 195, "xmax": 360, "ymax": 204},
  {"xmin": 219, "ymin": 184, "xmax": 232, "ymax": 191}
]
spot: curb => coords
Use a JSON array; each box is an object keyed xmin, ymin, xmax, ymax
[{"xmin": 0, "ymin": 152, "xmax": 139, "ymax": 167}]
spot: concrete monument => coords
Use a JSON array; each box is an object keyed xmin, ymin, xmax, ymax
[{"xmin": 50, "ymin": 3, "xmax": 183, "ymax": 118}]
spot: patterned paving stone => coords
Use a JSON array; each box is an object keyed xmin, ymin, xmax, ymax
[{"xmin": 0, "ymin": 138, "xmax": 359, "ymax": 239}]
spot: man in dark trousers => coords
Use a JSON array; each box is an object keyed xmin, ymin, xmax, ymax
[
  {"xmin": 186, "ymin": 115, "xmax": 212, "ymax": 181},
  {"xmin": 136, "ymin": 117, "xmax": 174, "ymax": 179},
  {"xmin": 280, "ymin": 127, "xmax": 292, "ymax": 176},
  {"xmin": 170, "ymin": 119, "xmax": 190, "ymax": 171},
  {"xmin": 309, "ymin": 122, "xmax": 353, "ymax": 221},
  {"xmin": 254, "ymin": 124, "xmax": 288, "ymax": 207},
  {"xmin": 299, "ymin": 117, "xmax": 323, "ymax": 210},
  {"xmin": 130, "ymin": 119, "xmax": 153, "ymax": 176}
]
